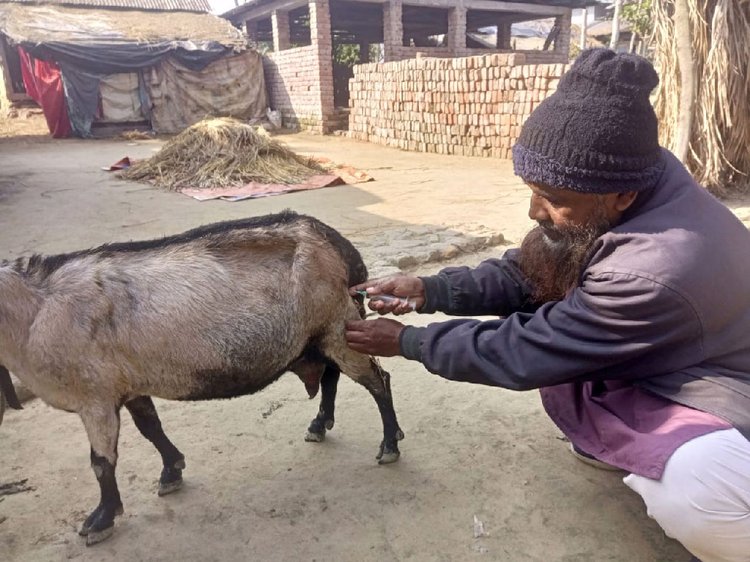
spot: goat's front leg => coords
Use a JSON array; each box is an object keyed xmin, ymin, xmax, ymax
[{"xmin": 78, "ymin": 405, "xmax": 123, "ymax": 546}]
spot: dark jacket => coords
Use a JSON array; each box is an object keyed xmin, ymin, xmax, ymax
[{"xmin": 400, "ymin": 150, "xmax": 750, "ymax": 440}]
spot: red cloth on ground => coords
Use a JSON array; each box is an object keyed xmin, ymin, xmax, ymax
[{"xmin": 18, "ymin": 47, "xmax": 71, "ymax": 138}]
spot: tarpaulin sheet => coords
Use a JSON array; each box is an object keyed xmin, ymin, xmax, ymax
[
  {"xmin": 18, "ymin": 47, "xmax": 71, "ymax": 138},
  {"xmin": 106, "ymin": 156, "xmax": 373, "ymax": 202},
  {"xmin": 144, "ymin": 51, "xmax": 267, "ymax": 134},
  {"xmin": 180, "ymin": 175, "xmax": 344, "ymax": 202},
  {"xmin": 0, "ymin": 4, "xmax": 246, "ymax": 74},
  {"xmin": 99, "ymin": 72, "xmax": 143, "ymax": 122},
  {"xmin": 179, "ymin": 162, "xmax": 374, "ymax": 202},
  {"xmin": 60, "ymin": 62, "xmax": 101, "ymax": 137},
  {"xmin": 24, "ymin": 41, "xmax": 230, "ymax": 74}
]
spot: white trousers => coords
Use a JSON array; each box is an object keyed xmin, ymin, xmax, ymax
[{"xmin": 624, "ymin": 428, "xmax": 750, "ymax": 562}]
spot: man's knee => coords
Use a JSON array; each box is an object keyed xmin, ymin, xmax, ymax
[{"xmin": 624, "ymin": 429, "xmax": 750, "ymax": 562}]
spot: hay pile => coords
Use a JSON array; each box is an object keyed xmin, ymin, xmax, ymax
[
  {"xmin": 652, "ymin": 0, "xmax": 750, "ymax": 195},
  {"xmin": 120, "ymin": 118, "xmax": 326, "ymax": 190}
]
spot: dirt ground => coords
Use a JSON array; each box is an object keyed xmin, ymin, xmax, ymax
[{"xmin": 5, "ymin": 115, "xmax": 748, "ymax": 561}]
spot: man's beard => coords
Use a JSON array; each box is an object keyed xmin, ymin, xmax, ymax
[{"xmin": 519, "ymin": 216, "xmax": 611, "ymax": 304}]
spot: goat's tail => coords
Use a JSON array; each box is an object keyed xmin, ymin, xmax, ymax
[
  {"xmin": 0, "ymin": 365, "xmax": 23, "ymax": 413},
  {"xmin": 305, "ymin": 215, "xmax": 369, "ymax": 318}
]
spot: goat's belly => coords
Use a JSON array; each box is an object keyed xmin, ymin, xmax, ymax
[
  {"xmin": 10, "ymin": 367, "xmax": 83, "ymax": 412},
  {"xmin": 150, "ymin": 365, "xmax": 291, "ymax": 401}
]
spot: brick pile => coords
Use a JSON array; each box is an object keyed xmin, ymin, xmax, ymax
[{"xmin": 348, "ymin": 53, "xmax": 569, "ymax": 158}]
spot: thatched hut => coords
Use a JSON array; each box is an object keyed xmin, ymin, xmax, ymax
[{"xmin": 0, "ymin": 0, "xmax": 268, "ymax": 137}]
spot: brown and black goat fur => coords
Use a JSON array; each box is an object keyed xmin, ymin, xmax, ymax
[{"xmin": 0, "ymin": 211, "xmax": 403, "ymax": 545}]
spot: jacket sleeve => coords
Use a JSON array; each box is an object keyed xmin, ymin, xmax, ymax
[
  {"xmin": 419, "ymin": 249, "xmax": 536, "ymax": 317},
  {"xmin": 401, "ymin": 270, "xmax": 705, "ymax": 390}
]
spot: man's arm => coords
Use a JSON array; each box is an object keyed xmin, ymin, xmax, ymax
[
  {"xmin": 401, "ymin": 271, "xmax": 704, "ymax": 390},
  {"xmin": 420, "ymin": 249, "xmax": 536, "ymax": 317}
]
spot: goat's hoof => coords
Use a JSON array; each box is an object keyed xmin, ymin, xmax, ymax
[
  {"xmin": 376, "ymin": 440, "xmax": 401, "ymax": 464},
  {"xmin": 158, "ymin": 462, "xmax": 184, "ymax": 496},
  {"xmin": 158, "ymin": 478, "xmax": 183, "ymax": 496},
  {"xmin": 378, "ymin": 451, "xmax": 400, "ymax": 464},
  {"xmin": 85, "ymin": 525, "xmax": 115, "ymax": 546},
  {"xmin": 325, "ymin": 419, "xmax": 335, "ymax": 430},
  {"xmin": 79, "ymin": 503, "xmax": 121, "ymax": 544},
  {"xmin": 396, "ymin": 429, "xmax": 405, "ymax": 440},
  {"xmin": 305, "ymin": 431, "xmax": 325, "ymax": 442}
]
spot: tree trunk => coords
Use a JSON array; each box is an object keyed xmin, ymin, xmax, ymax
[
  {"xmin": 610, "ymin": 0, "xmax": 623, "ymax": 50},
  {"xmin": 674, "ymin": 0, "xmax": 695, "ymax": 163},
  {"xmin": 580, "ymin": 7, "xmax": 588, "ymax": 50},
  {"xmin": 629, "ymin": 31, "xmax": 637, "ymax": 53}
]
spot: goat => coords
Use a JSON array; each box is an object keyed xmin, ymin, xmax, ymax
[{"xmin": 0, "ymin": 211, "xmax": 404, "ymax": 545}]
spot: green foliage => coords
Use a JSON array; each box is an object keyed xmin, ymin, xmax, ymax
[
  {"xmin": 334, "ymin": 44, "xmax": 360, "ymax": 66},
  {"xmin": 334, "ymin": 44, "xmax": 384, "ymax": 66},
  {"xmin": 622, "ymin": 0, "xmax": 653, "ymax": 38}
]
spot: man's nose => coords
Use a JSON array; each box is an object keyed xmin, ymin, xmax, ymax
[{"xmin": 528, "ymin": 194, "xmax": 549, "ymax": 222}]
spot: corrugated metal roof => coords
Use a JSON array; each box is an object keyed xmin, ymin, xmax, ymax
[
  {"xmin": 0, "ymin": 0, "xmax": 210, "ymax": 13},
  {"xmin": 586, "ymin": 19, "xmax": 631, "ymax": 37}
]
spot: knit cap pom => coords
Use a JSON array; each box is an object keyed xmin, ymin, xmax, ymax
[{"xmin": 563, "ymin": 48, "xmax": 659, "ymax": 99}]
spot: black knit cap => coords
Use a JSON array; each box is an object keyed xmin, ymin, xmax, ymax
[{"xmin": 512, "ymin": 48, "xmax": 665, "ymax": 193}]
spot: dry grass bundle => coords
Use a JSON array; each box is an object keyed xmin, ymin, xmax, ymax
[
  {"xmin": 120, "ymin": 118, "xmax": 326, "ymax": 191},
  {"xmin": 652, "ymin": 0, "xmax": 750, "ymax": 195},
  {"xmin": 120, "ymin": 130, "xmax": 152, "ymax": 141}
]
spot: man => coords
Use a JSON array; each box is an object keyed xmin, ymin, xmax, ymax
[{"xmin": 345, "ymin": 49, "xmax": 750, "ymax": 562}]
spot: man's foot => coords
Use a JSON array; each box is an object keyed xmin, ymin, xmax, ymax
[{"xmin": 569, "ymin": 443, "xmax": 622, "ymax": 471}]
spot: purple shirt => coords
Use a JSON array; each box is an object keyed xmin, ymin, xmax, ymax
[{"xmin": 539, "ymin": 380, "xmax": 732, "ymax": 479}]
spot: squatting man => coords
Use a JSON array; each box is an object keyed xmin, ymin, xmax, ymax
[{"xmin": 345, "ymin": 49, "xmax": 750, "ymax": 562}]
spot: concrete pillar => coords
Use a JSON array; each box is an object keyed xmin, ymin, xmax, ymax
[
  {"xmin": 359, "ymin": 42, "xmax": 370, "ymax": 63},
  {"xmin": 448, "ymin": 4, "xmax": 467, "ymax": 54},
  {"xmin": 246, "ymin": 20, "xmax": 259, "ymax": 43},
  {"xmin": 496, "ymin": 20, "xmax": 512, "ymax": 50},
  {"xmin": 310, "ymin": 0, "xmax": 335, "ymax": 131},
  {"xmin": 383, "ymin": 0, "xmax": 403, "ymax": 61},
  {"xmin": 553, "ymin": 9, "xmax": 572, "ymax": 58},
  {"xmin": 272, "ymin": 10, "xmax": 290, "ymax": 52}
]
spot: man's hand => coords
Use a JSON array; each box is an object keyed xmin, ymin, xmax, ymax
[
  {"xmin": 345, "ymin": 318, "xmax": 405, "ymax": 357},
  {"xmin": 349, "ymin": 274, "xmax": 426, "ymax": 315}
]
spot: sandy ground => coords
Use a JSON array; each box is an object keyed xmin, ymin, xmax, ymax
[{"xmin": 4, "ymin": 116, "xmax": 745, "ymax": 561}]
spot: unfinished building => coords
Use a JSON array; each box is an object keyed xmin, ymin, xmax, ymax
[{"xmin": 225, "ymin": 0, "xmax": 588, "ymax": 149}]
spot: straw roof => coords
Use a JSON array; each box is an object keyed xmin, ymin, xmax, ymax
[{"xmin": 0, "ymin": 3, "xmax": 247, "ymax": 47}]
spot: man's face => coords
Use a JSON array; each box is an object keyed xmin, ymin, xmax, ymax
[
  {"xmin": 527, "ymin": 183, "xmax": 628, "ymax": 234},
  {"xmin": 519, "ymin": 183, "xmax": 638, "ymax": 304}
]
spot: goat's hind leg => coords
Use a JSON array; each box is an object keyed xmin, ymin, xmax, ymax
[
  {"xmin": 125, "ymin": 396, "xmax": 185, "ymax": 496},
  {"xmin": 322, "ymin": 334, "xmax": 404, "ymax": 464},
  {"xmin": 78, "ymin": 405, "xmax": 124, "ymax": 545},
  {"xmin": 305, "ymin": 364, "xmax": 340, "ymax": 442}
]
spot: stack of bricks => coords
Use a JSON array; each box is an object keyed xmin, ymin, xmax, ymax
[{"xmin": 348, "ymin": 53, "xmax": 569, "ymax": 158}]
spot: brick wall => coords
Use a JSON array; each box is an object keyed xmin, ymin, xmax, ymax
[
  {"xmin": 263, "ymin": 46, "xmax": 324, "ymax": 131},
  {"xmin": 348, "ymin": 53, "xmax": 569, "ymax": 158},
  {"xmin": 261, "ymin": 0, "xmax": 335, "ymax": 134}
]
